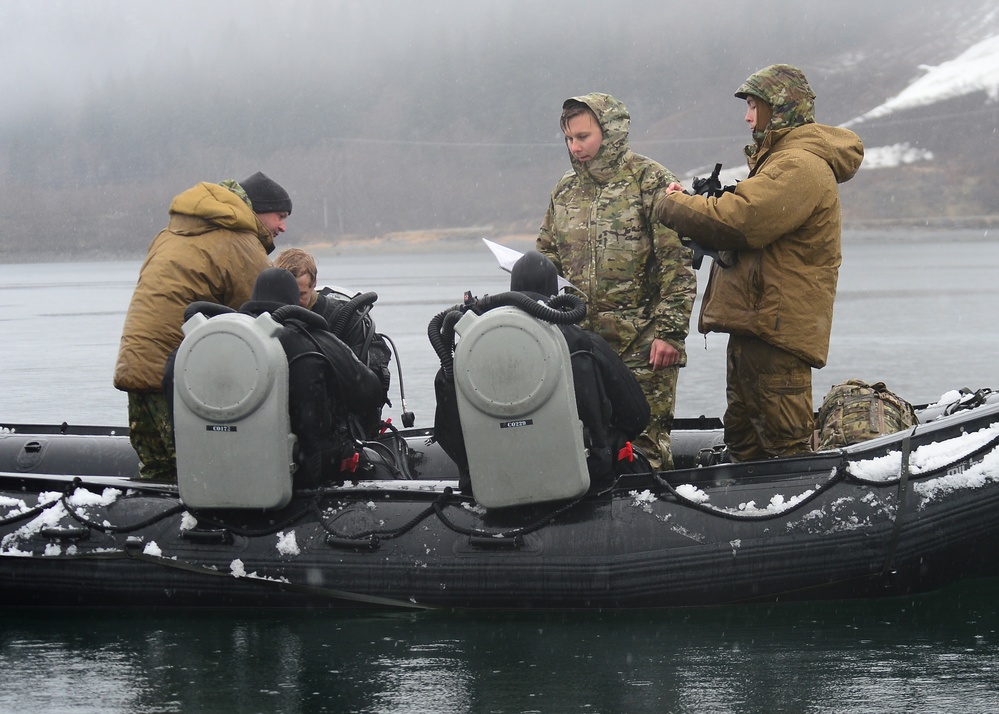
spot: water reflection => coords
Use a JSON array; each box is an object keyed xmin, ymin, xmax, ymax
[{"xmin": 3, "ymin": 579, "xmax": 998, "ymax": 713}]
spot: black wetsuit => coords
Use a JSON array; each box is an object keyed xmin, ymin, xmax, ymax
[
  {"xmin": 312, "ymin": 287, "xmax": 393, "ymax": 437},
  {"xmin": 165, "ymin": 267, "xmax": 384, "ymax": 489},
  {"xmin": 524, "ymin": 290, "xmax": 650, "ymax": 483},
  {"xmin": 240, "ymin": 300, "xmax": 384, "ymax": 488}
]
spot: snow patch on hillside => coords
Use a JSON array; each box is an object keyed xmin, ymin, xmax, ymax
[
  {"xmin": 859, "ymin": 143, "xmax": 934, "ymax": 170},
  {"xmin": 845, "ymin": 34, "xmax": 999, "ymax": 126}
]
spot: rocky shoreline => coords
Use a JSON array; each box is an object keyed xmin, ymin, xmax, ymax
[{"xmin": 2, "ymin": 222, "xmax": 996, "ymax": 265}]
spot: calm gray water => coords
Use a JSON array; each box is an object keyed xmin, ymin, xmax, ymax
[
  {"xmin": 2, "ymin": 231, "xmax": 998, "ymax": 426},
  {"xmin": 1, "ymin": 231, "xmax": 998, "ymax": 713}
]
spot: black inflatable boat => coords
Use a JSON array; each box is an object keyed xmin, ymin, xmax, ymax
[{"xmin": 2, "ymin": 388, "xmax": 998, "ymax": 610}]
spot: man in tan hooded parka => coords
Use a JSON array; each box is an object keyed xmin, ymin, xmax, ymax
[
  {"xmin": 654, "ymin": 64, "xmax": 864, "ymax": 462},
  {"xmin": 114, "ymin": 172, "xmax": 292, "ymax": 480}
]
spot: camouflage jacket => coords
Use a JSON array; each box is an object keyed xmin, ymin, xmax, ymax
[
  {"xmin": 654, "ymin": 67, "xmax": 864, "ymax": 368},
  {"xmin": 114, "ymin": 182, "xmax": 275, "ymax": 392},
  {"xmin": 537, "ymin": 93, "xmax": 695, "ymax": 364}
]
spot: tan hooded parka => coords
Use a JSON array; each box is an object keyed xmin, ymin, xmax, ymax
[
  {"xmin": 113, "ymin": 182, "xmax": 275, "ymax": 392},
  {"xmin": 655, "ymin": 68, "xmax": 864, "ymax": 368}
]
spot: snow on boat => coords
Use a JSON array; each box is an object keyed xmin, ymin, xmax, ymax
[{"xmin": 2, "ymin": 388, "xmax": 998, "ymax": 610}]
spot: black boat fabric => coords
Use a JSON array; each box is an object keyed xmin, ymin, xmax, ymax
[{"xmin": 3, "ymin": 394, "xmax": 999, "ymax": 609}]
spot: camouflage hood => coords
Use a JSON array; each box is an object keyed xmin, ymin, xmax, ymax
[
  {"xmin": 735, "ymin": 64, "xmax": 816, "ymax": 156},
  {"xmin": 564, "ymin": 93, "xmax": 632, "ymax": 184}
]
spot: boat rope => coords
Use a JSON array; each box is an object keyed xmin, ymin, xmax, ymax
[
  {"xmin": 0, "ymin": 495, "xmax": 62, "ymax": 527},
  {"xmin": 312, "ymin": 498, "xmax": 437, "ymax": 543},
  {"xmin": 727, "ymin": 569, "xmax": 886, "ymax": 605},
  {"xmin": 119, "ymin": 546, "xmax": 435, "ymax": 610},
  {"xmin": 651, "ymin": 427, "xmax": 999, "ymax": 522},
  {"xmin": 431, "ymin": 488, "xmax": 586, "ymax": 539},
  {"xmin": 312, "ymin": 487, "xmax": 587, "ymax": 543},
  {"xmin": 193, "ymin": 504, "xmax": 315, "ymax": 538},
  {"xmin": 652, "ymin": 468, "xmax": 847, "ymax": 521},
  {"xmin": 20, "ymin": 480, "xmax": 578, "ymax": 547},
  {"xmin": 846, "ymin": 429, "xmax": 999, "ymax": 486},
  {"xmin": 880, "ymin": 427, "xmax": 914, "ymax": 579},
  {"xmin": 60, "ymin": 478, "xmax": 186, "ymax": 534}
]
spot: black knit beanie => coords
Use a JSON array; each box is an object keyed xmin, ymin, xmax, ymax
[
  {"xmin": 241, "ymin": 268, "xmax": 300, "ymax": 314},
  {"xmin": 240, "ymin": 172, "xmax": 292, "ymax": 215},
  {"xmin": 511, "ymin": 250, "xmax": 559, "ymax": 297}
]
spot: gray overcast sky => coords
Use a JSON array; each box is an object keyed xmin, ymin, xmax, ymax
[
  {"xmin": 1, "ymin": 0, "xmax": 922, "ymax": 116},
  {"xmin": 3, "ymin": 1, "xmax": 536, "ymax": 109},
  {"xmin": 4, "ymin": 0, "xmax": 996, "ymax": 138}
]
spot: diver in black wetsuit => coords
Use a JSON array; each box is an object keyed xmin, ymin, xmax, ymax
[
  {"xmin": 240, "ymin": 268, "xmax": 384, "ymax": 487},
  {"xmin": 432, "ymin": 252, "xmax": 651, "ymax": 491},
  {"xmin": 273, "ymin": 247, "xmax": 395, "ymax": 436},
  {"xmin": 165, "ymin": 268, "xmax": 384, "ymax": 488},
  {"xmin": 510, "ymin": 251, "xmax": 651, "ymax": 485}
]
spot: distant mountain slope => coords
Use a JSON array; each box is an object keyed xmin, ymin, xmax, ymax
[
  {"xmin": 704, "ymin": 23, "xmax": 999, "ymax": 223},
  {"xmin": 1, "ymin": 0, "xmax": 998, "ymax": 259}
]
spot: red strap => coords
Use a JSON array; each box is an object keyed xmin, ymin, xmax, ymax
[
  {"xmin": 339, "ymin": 452, "xmax": 360, "ymax": 473},
  {"xmin": 617, "ymin": 441, "xmax": 635, "ymax": 462},
  {"xmin": 379, "ymin": 417, "xmax": 393, "ymax": 435}
]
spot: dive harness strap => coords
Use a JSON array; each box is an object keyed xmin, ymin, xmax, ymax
[{"xmin": 881, "ymin": 426, "xmax": 915, "ymax": 581}]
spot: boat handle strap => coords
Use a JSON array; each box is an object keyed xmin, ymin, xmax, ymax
[{"xmin": 881, "ymin": 426, "xmax": 915, "ymax": 580}]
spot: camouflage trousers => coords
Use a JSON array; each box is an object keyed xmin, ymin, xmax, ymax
[
  {"xmin": 724, "ymin": 334, "xmax": 813, "ymax": 462},
  {"xmin": 127, "ymin": 391, "xmax": 177, "ymax": 481},
  {"xmin": 622, "ymin": 356, "xmax": 678, "ymax": 471}
]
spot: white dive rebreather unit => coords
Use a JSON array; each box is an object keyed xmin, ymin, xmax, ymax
[
  {"xmin": 452, "ymin": 305, "xmax": 589, "ymax": 508},
  {"xmin": 173, "ymin": 311, "xmax": 296, "ymax": 509}
]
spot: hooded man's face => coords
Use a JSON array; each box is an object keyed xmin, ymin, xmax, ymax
[
  {"xmin": 563, "ymin": 112, "xmax": 603, "ymax": 164},
  {"xmin": 744, "ymin": 96, "xmax": 772, "ymax": 134}
]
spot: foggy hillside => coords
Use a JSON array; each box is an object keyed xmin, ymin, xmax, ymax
[{"xmin": 1, "ymin": 0, "xmax": 998, "ymax": 260}]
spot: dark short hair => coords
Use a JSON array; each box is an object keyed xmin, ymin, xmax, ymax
[{"xmin": 560, "ymin": 99, "xmax": 598, "ymax": 133}]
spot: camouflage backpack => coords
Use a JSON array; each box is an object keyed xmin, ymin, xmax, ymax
[{"xmin": 815, "ymin": 379, "xmax": 918, "ymax": 450}]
